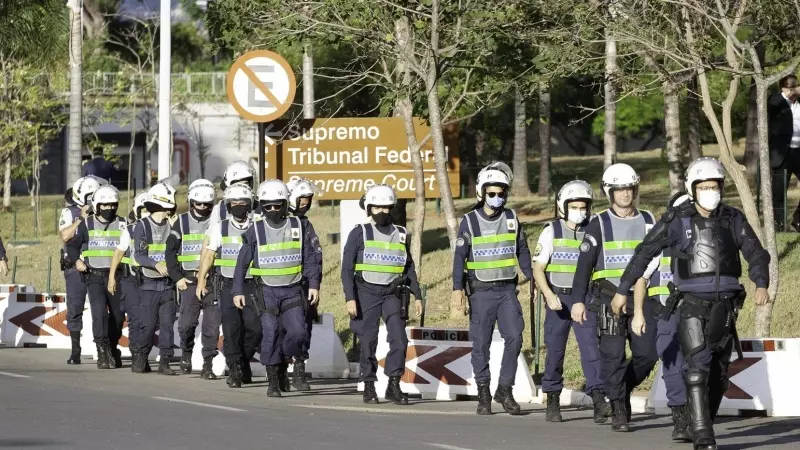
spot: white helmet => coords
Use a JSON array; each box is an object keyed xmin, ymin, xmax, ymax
[
  {"xmin": 556, "ymin": 180, "xmax": 594, "ymax": 218},
  {"xmin": 90, "ymin": 185, "xmax": 120, "ymax": 212},
  {"xmin": 601, "ymin": 163, "xmax": 640, "ymax": 201},
  {"xmin": 223, "ymin": 183, "xmax": 254, "ymax": 205},
  {"xmin": 684, "ymin": 157, "xmax": 725, "ymax": 199},
  {"xmin": 669, "ymin": 192, "xmax": 691, "ymax": 208},
  {"xmin": 257, "ymin": 179, "xmax": 290, "ymax": 204},
  {"xmin": 188, "ymin": 179, "xmax": 216, "ymax": 203},
  {"xmin": 476, "ymin": 162, "xmax": 513, "ymax": 201},
  {"xmin": 361, "ymin": 184, "xmax": 397, "ymax": 212},
  {"xmin": 222, "ymin": 160, "xmax": 255, "ymax": 189},
  {"xmin": 133, "ymin": 192, "xmax": 150, "ymax": 219},
  {"xmin": 147, "ymin": 182, "xmax": 177, "ymax": 209},
  {"xmin": 71, "ymin": 175, "xmax": 107, "ymax": 206},
  {"xmin": 287, "ymin": 178, "xmax": 319, "ymax": 212}
]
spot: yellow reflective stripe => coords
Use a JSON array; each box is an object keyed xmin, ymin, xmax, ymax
[
  {"xmin": 250, "ymin": 266, "xmax": 302, "ymax": 276},
  {"xmin": 661, "ymin": 257, "xmax": 671, "ymax": 266},
  {"xmin": 214, "ymin": 259, "xmax": 237, "ymax": 267},
  {"xmin": 82, "ymin": 250, "xmax": 115, "ymax": 257},
  {"xmin": 591, "ymin": 269, "xmax": 625, "ymax": 280},
  {"xmin": 553, "ymin": 239, "xmax": 581, "ymax": 248},
  {"xmin": 148, "ymin": 244, "xmax": 166, "ymax": 251},
  {"xmin": 88, "ymin": 230, "xmax": 121, "ymax": 237},
  {"xmin": 355, "ymin": 263, "xmax": 404, "ymax": 274},
  {"xmin": 177, "ymin": 255, "xmax": 200, "ymax": 262},
  {"xmin": 182, "ymin": 233, "xmax": 206, "ymax": 240},
  {"xmin": 648, "ymin": 286, "xmax": 670, "ymax": 296},
  {"xmin": 466, "ymin": 259, "xmax": 517, "ymax": 269},
  {"xmin": 472, "ymin": 233, "xmax": 517, "ymax": 244},
  {"xmin": 258, "ymin": 241, "xmax": 301, "ymax": 252},
  {"xmin": 603, "ymin": 241, "xmax": 641, "ymax": 250},
  {"xmin": 221, "ymin": 237, "xmax": 242, "ymax": 244},
  {"xmin": 364, "ymin": 240, "xmax": 405, "ymax": 251},
  {"xmin": 545, "ymin": 264, "xmax": 577, "ymax": 273}
]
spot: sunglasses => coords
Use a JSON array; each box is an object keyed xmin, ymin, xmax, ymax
[
  {"xmin": 263, "ymin": 204, "xmax": 282, "ymax": 211},
  {"xmin": 486, "ymin": 191, "xmax": 506, "ymax": 198},
  {"xmin": 194, "ymin": 203, "xmax": 212, "ymax": 209}
]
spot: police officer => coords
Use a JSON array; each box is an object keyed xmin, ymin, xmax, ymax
[
  {"xmin": 533, "ymin": 180, "xmax": 609, "ymax": 423},
  {"xmin": 282, "ymin": 178, "xmax": 324, "ymax": 391},
  {"xmin": 166, "ymin": 179, "xmax": 220, "ymax": 379},
  {"xmin": 451, "ymin": 162, "xmax": 532, "ymax": 416},
  {"xmin": 342, "ymin": 184, "xmax": 422, "ymax": 405},
  {"xmin": 207, "ymin": 160, "xmax": 255, "ymax": 230},
  {"xmin": 196, "ymin": 184, "xmax": 261, "ymax": 388},
  {"xmin": 131, "ymin": 182, "xmax": 179, "ymax": 375},
  {"xmin": 66, "ymin": 185, "xmax": 127, "ymax": 369},
  {"xmin": 59, "ymin": 175, "xmax": 105, "ymax": 365},
  {"xmin": 571, "ymin": 163, "xmax": 659, "ymax": 432},
  {"xmin": 232, "ymin": 180, "xmax": 320, "ymax": 397},
  {"xmin": 108, "ymin": 192, "xmax": 151, "ymax": 372},
  {"xmin": 614, "ymin": 157, "xmax": 770, "ymax": 450},
  {"xmin": 636, "ymin": 192, "xmax": 691, "ymax": 442}
]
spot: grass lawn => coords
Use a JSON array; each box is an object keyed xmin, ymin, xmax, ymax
[{"xmin": 3, "ymin": 144, "xmax": 798, "ymax": 392}]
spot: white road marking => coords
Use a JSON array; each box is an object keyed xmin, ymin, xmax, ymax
[
  {"xmin": 0, "ymin": 371, "xmax": 31, "ymax": 378},
  {"xmin": 424, "ymin": 444, "xmax": 477, "ymax": 450},
  {"xmin": 290, "ymin": 404, "xmax": 475, "ymax": 416},
  {"xmin": 152, "ymin": 396, "xmax": 246, "ymax": 412}
]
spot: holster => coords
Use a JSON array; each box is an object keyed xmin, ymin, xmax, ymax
[
  {"xmin": 588, "ymin": 281, "xmax": 627, "ymax": 338},
  {"xmin": 249, "ymin": 279, "xmax": 271, "ymax": 315},
  {"xmin": 390, "ymin": 276, "xmax": 411, "ymax": 321},
  {"xmin": 60, "ymin": 250, "xmax": 74, "ymax": 271}
]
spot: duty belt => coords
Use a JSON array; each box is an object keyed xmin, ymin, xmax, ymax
[
  {"xmin": 182, "ymin": 270, "xmax": 198, "ymax": 279},
  {"xmin": 552, "ymin": 287, "xmax": 572, "ymax": 295},
  {"xmin": 468, "ymin": 278, "xmax": 516, "ymax": 290}
]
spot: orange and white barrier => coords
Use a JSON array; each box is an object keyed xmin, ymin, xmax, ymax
[
  {"xmin": 357, "ymin": 326, "xmax": 537, "ymax": 402},
  {"xmin": 648, "ymin": 338, "xmax": 800, "ymax": 417},
  {"xmin": 1, "ymin": 288, "xmax": 77, "ymax": 348}
]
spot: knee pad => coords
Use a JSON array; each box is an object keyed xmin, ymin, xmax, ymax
[
  {"xmin": 684, "ymin": 370, "xmax": 708, "ymax": 387},
  {"xmin": 678, "ymin": 316, "xmax": 705, "ymax": 357}
]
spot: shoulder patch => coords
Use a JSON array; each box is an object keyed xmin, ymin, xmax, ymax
[
  {"xmin": 399, "ymin": 232, "xmax": 407, "ymax": 244},
  {"xmin": 580, "ymin": 242, "xmax": 591, "ymax": 252},
  {"xmin": 291, "ymin": 228, "xmax": 300, "ymax": 239},
  {"xmin": 138, "ymin": 240, "xmax": 148, "ymax": 250},
  {"xmin": 586, "ymin": 235, "xmax": 597, "ymax": 247},
  {"xmin": 533, "ymin": 243, "xmax": 542, "ymax": 257},
  {"xmin": 456, "ymin": 238, "xmax": 465, "ymax": 247},
  {"xmin": 507, "ymin": 219, "xmax": 517, "ymax": 231}
]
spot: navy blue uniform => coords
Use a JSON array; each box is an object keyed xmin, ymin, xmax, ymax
[
  {"xmin": 82, "ymin": 156, "xmax": 115, "ymax": 181},
  {"xmin": 59, "ymin": 204, "xmax": 89, "ymax": 336}
]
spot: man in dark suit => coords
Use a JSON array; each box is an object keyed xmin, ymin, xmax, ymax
[
  {"xmin": 769, "ymin": 74, "xmax": 800, "ymax": 231},
  {"xmin": 82, "ymin": 148, "xmax": 115, "ymax": 182}
]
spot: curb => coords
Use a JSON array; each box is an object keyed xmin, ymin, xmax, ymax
[{"xmin": 532, "ymin": 386, "xmax": 651, "ymax": 413}]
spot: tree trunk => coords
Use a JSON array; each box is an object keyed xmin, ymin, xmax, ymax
[
  {"xmin": 511, "ymin": 87, "xmax": 530, "ymax": 196},
  {"xmin": 664, "ymin": 85, "xmax": 683, "ymax": 195},
  {"xmin": 687, "ymin": 76, "xmax": 702, "ymax": 160},
  {"xmin": 3, "ymin": 157, "xmax": 10, "ymax": 209},
  {"xmin": 475, "ymin": 129, "xmax": 486, "ymax": 163},
  {"xmin": 755, "ymin": 78, "xmax": 779, "ymax": 337},
  {"xmin": 302, "ymin": 43, "xmax": 315, "ymax": 120},
  {"xmin": 744, "ymin": 44, "xmax": 765, "ymax": 179},
  {"xmin": 67, "ymin": 0, "xmax": 84, "ymax": 188},
  {"xmin": 538, "ymin": 83, "xmax": 552, "ymax": 196},
  {"xmin": 603, "ymin": 26, "xmax": 617, "ymax": 170}
]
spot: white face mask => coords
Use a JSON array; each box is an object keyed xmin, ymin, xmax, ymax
[
  {"xmin": 696, "ymin": 190, "xmax": 721, "ymax": 211},
  {"xmin": 567, "ymin": 210, "xmax": 587, "ymax": 225}
]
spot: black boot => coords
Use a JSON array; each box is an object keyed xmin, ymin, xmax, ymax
[
  {"xmin": 67, "ymin": 331, "xmax": 81, "ymax": 364},
  {"xmin": 109, "ymin": 344, "xmax": 122, "ymax": 369},
  {"xmin": 277, "ymin": 361, "xmax": 290, "ymax": 392},
  {"xmin": 363, "ymin": 381, "xmax": 379, "ymax": 404},
  {"xmin": 96, "ymin": 344, "xmax": 110, "ymax": 369},
  {"xmin": 625, "ymin": 392, "xmax": 632, "ymax": 423},
  {"xmin": 292, "ymin": 360, "xmax": 311, "ymax": 391},
  {"xmin": 131, "ymin": 351, "xmax": 145, "ymax": 373},
  {"xmin": 200, "ymin": 357, "xmax": 217, "ymax": 380},
  {"xmin": 384, "ymin": 376, "xmax": 409, "ymax": 405},
  {"xmin": 611, "ymin": 399, "xmax": 630, "ymax": 432},
  {"xmin": 545, "ymin": 391, "xmax": 562, "ymax": 422},
  {"xmin": 144, "ymin": 357, "xmax": 152, "ymax": 373},
  {"xmin": 493, "ymin": 384, "xmax": 521, "ymax": 415},
  {"xmin": 158, "ymin": 357, "xmax": 177, "ymax": 376},
  {"xmin": 476, "ymin": 381, "xmax": 492, "ymax": 415},
  {"xmin": 686, "ymin": 371, "xmax": 717, "ymax": 450},
  {"xmin": 226, "ymin": 361, "xmax": 243, "ymax": 388},
  {"xmin": 241, "ymin": 360, "xmax": 253, "ymax": 385},
  {"xmin": 671, "ymin": 406, "xmax": 691, "ymax": 441},
  {"xmin": 266, "ymin": 365, "xmax": 282, "ymax": 397},
  {"xmin": 591, "ymin": 390, "xmax": 611, "ymax": 424},
  {"xmin": 180, "ymin": 351, "xmax": 192, "ymax": 374}
]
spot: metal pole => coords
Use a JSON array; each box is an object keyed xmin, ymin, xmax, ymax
[
  {"xmin": 258, "ymin": 122, "xmax": 266, "ymax": 182},
  {"xmin": 157, "ymin": 0, "xmax": 172, "ymax": 180},
  {"xmin": 534, "ymin": 290, "xmax": 542, "ymax": 376},
  {"xmin": 46, "ymin": 256, "xmax": 52, "ymax": 292},
  {"xmin": 54, "ymin": 207, "xmax": 59, "ymax": 234},
  {"xmin": 420, "ymin": 285, "xmax": 427, "ymax": 328},
  {"xmin": 12, "ymin": 211, "xmax": 17, "ymax": 243},
  {"xmin": 784, "ymin": 169, "xmax": 788, "ymax": 232},
  {"xmin": 11, "ymin": 256, "xmax": 17, "ymax": 284}
]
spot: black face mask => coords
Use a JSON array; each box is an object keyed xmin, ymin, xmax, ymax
[
  {"xmin": 372, "ymin": 212, "xmax": 391, "ymax": 227},
  {"xmin": 294, "ymin": 205, "xmax": 309, "ymax": 217},
  {"xmin": 229, "ymin": 205, "xmax": 250, "ymax": 221},
  {"xmin": 265, "ymin": 211, "xmax": 283, "ymax": 224},
  {"xmin": 98, "ymin": 208, "xmax": 117, "ymax": 222},
  {"xmin": 193, "ymin": 206, "xmax": 212, "ymax": 218}
]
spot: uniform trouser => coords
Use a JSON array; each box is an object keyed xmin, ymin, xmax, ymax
[
  {"xmin": 120, "ymin": 275, "xmax": 142, "ymax": 353},
  {"xmin": 65, "ymin": 268, "xmax": 88, "ymax": 332},
  {"xmin": 597, "ymin": 294, "xmax": 658, "ymax": 401},
  {"xmin": 220, "ymin": 280, "xmax": 261, "ymax": 366},
  {"xmin": 542, "ymin": 292, "xmax": 603, "ymax": 395},
  {"xmin": 468, "ymin": 284, "xmax": 523, "ymax": 386},
  {"xmin": 277, "ymin": 284, "xmax": 316, "ymax": 361},
  {"xmin": 139, "ymin": 289, "xmax": 177, "ymax": 358},
  {"xmin": 85, "ymin": 272, "xmax": 124, "ymax": 346},
  {"xmin": 260, "ymin": 283, "xmax": 307, "ymax": 366},
  {"xmin": 178, "ymin": 287, "xmax": 222, "ymax": 359},
  {"xmin": 350, "ymin": 281, "xmax": 407, "ymax": 382},
  {"xmin": 655, "ymin": 303, "xmax": 687, "ymax": 407}
]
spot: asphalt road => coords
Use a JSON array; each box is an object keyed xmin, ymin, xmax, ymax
[{"xmin": 0, "ymin": 349, "xmax": 798, "ymax": 450}]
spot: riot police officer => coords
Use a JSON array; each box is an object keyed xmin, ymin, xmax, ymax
[
  {"xmin": 571, "ymin": 163, "xmax": 658, "ymax": 432},
  {"xmin": 207, "ymin": 160, "xmax": 255, "ymax": 230},
  {"xmin": 533, "ymin": 180, "xmax": 609, "ymax": 423},
  {"xmin": 166, "ymin": 179, "xmax": 220, "ymax": 379},
  {"xmin": 131, "ymin": 182, "xmax": 179, "ymax": 375},
  {"xmin": 108, "ymin": 192, "xmax": 150, "ymax": 372},
  {"xmin": 637, "ymin": 192, "xmax": 691, "ymax": 442},
  {"xmin": 59, "ymin": 175, "xmax": 105, "ymax": 365},
  {"xmin": 342, "ymin": 184, "xmax": 422, "ymax": 405},
  {"xmin": 451, "ymin": 162, "xmax": 532, "ymax": 416},
  {"xmin": 614, "ymin": 157, "xmax": 770, "ymax": 450},
  {"xmin": 232, "ymin": 180, "xmax": 320, "ymax": 397},
  {"xmin": 196, "ymin": 184, "xmax": 262, "ymax": 388},
  {"xmin": 66, "ymin": 185, "xmax": 126, "ymax": 369}
]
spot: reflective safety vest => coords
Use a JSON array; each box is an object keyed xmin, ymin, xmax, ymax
[
  {"xmin": 81, "ymin": 216, "xmax": 121, "ymax": 269},
  {"xmin": 121, "ymin": 220, "xmax": 140, "ymax": 271},
  {"xmin": 354, "ymin": 223, "xmax": 407, "ymax": 285},
  {"xmin": 177, "ymin": 213, "xmax": 210, "ymax": 271},
  {"xmin": 545, "ymin": 219, "xmax": 583, "ymax": 289},
  {"xmin": 140, "ymin": 216, "xmax": 170, "ymax": 279},
  {"xmin": 465, "ymin": 209, "xmax": 518, "ymax": 283},
  {"xmin": 250, "ymin": 217, "xmax": 303, "ymax": 286},
  {"xmin": 647, "ymin": 249, "xmax": 673, "ymax": 305},
  {"xmin": 213, "ymin": 219, "xmax": 252, "ymax": 279},
  {"xmin": 591, "ymin": 209, "xmax": 654, "ymax": 287}
]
